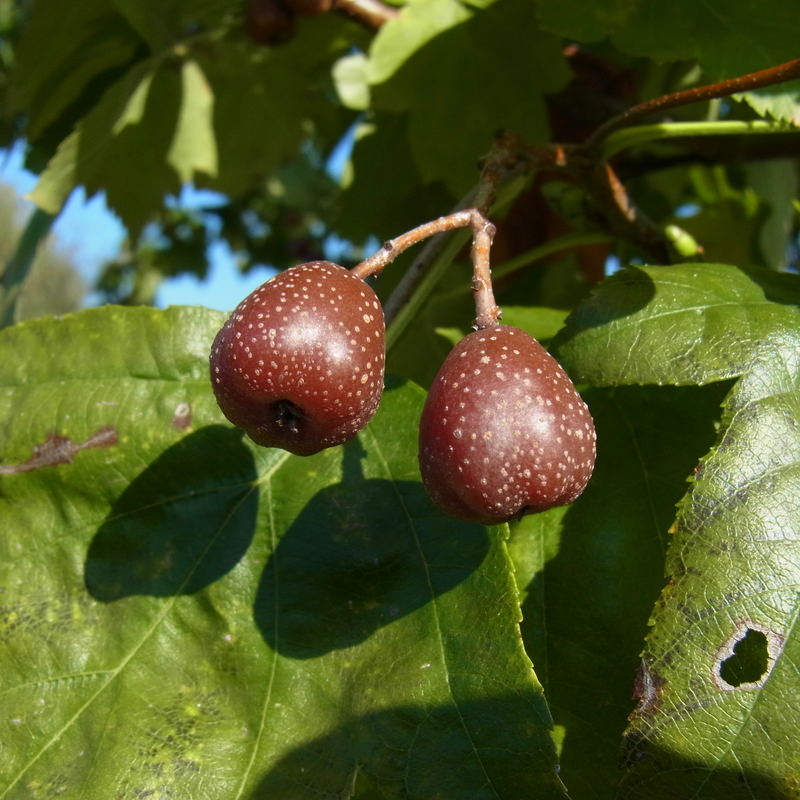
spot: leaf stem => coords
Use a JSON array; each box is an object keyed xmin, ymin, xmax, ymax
[
  {"xmin": 583, "ymin": 57, "xmax": 800, "ymax": 155},
  {"xmin": 0, "ymin": 207, "xmax": 56, "ymax": 328},
  {"xmin": 601, "ymin": 119, "xmax": 794, "ymax": 160}
]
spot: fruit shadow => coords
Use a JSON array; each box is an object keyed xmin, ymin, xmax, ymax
[
  {"xmin": 84, "ymin": 425, "xmax": 258, "ymax": 600},
  {"xmin": 254, "ymin": 438, "xmax": 490, "ymax": 659}
]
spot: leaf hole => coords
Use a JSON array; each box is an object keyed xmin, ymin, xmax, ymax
[
  {"xmin": 713, "ymin": 620, "xmax": 784, "ymax": 691},
  {"xmin": 718, "ymin": 628, "xmax": 769, "ymax": 688}
]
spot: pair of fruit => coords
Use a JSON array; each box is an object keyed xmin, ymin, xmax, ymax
[{"xmin": 210, "ymin": 260, "xmax": 596, "ymax": 524}]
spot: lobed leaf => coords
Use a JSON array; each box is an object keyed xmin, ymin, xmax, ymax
[
  {"xmin": 28, "ymin": 14, "xmax": 356, "ymax": 232},
  {"xmin": 29, "ymin": 60, "xmax": 188, "ymax": 230},
  {"xmin": 552, "ymin": 263, "xmax": 800, "ymax": 387},
  {"xmin": 0, "ymin": 306, "xmax": 566, "ymax": 799}
]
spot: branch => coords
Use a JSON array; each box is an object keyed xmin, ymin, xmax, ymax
[
  {"xmin": 584, "ymin": 161, "xmax": 673, "ymax": 263},
  {"xmin": 332, "ymin": 0, "xmax": 399, "ymax": 28},
  {"xmin": 469, "ymin": 213, "xmax": 499, "ymax": 329},
  {"xmin": 376, "ymin": 131, "xmax": 527, "ymax": 330}
]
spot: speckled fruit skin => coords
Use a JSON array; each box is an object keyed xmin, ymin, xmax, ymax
[
  {"xmin": 418, "ymin": 325, "xmax": 596, "ymax": 524},
  {"xmin": 210, "ymin": 261, "xmax": 385, "ymax": 456}
]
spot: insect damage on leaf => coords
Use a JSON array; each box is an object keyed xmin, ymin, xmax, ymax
[
  {"xmin": 0, "ymin": 426, "xmax": 118, "ymax": 475},
  {"xmin": 712, "ymin": 619, "xmax": 785, "ymax": 691},
  {"xmin": 171, "ymin": 401, "xmax": 192, "ymax": 430}
]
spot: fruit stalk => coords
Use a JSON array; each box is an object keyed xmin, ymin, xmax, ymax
[
  {"xmin": 469, "ymin": 213, "xmax": 500, "ymax": 330},
  {"xmin": 352, "ymin": 209, "xmax": 493, "ymax": 281}
]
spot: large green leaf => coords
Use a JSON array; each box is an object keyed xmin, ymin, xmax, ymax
[
  {"xmin": 552, "ymin": 263, "xmax": 800, "ymax": 387},
  {"xmin": 619, "ymin": 330, "xmax": 800, "ymax": 797},
  {"xmin": 509, "ymin": 382, "xmax": 730, "ymax": 799},
  {"xmin": 0, "ymin": 306, "xmax": 566, "ymax": 798}
]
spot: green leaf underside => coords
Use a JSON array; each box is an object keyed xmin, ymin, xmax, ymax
[
  {"xmin": 9, "ymin": 1, "xmax": 142, "ymax": 142},
  {"xmin": 27, "ymin": 15, "xmax": 355, "ymax": 230},
  {"xmin": 552, "ymin": 263, "xmax": 800, "ymax": 387},
  {"xmin": 0, "ymin": 306, "xmax": 565, "ymax": 799},
  {"xmin": 620, "ymin": 330, "xmax": 800, "ymax": 797}
]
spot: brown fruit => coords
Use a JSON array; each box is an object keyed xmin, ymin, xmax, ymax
[
  {"xmin": 418, "ymin": 325, "xmax": 596, "ymax": 524},
  {"xmin": 210, "ymin": 261, "xmax": 385, "ymax": 455}
]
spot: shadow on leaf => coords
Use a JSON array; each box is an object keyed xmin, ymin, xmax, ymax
[
  {"xmin": 514, "ymin": 383, "xmax": 738, "ymax": 798},
  {"xmin": 249, "ymin": 697, "xmax": 567, "ymax": 799},
  {"xmin": 85, "ymin": 425, "xmax": 258, "ymax": 600},
  {"xmin": 618, "ymin": 739, "xmax": 797, "ymax": 799},
  {"xmin": 254, "ymin": 439, "xmax": 489, "ymax": 659},
  {"xmin": 246, "ymin": 701, "xmax": 795, "ymax": 799}
]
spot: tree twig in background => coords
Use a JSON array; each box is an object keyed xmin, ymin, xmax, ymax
[{"xmin": 333, "ymin": 0, "xmax": 399, "ymax": 28}]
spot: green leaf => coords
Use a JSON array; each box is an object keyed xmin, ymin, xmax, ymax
[
  {"xmin": 28, "ymin": 60, "xmax": 182, "ymax": 231},
  {"xmin": 167, "ymin": 59, "xmax": 217, "ymax": 182},
  {"xmin": 509, "ymin": 383, "xmax": 730, "ymax": 799},
  {"xmin": 500, "ymin": 306, "xmax": 570, "ymax": 344},
  {"xmin": 738, "ymin": 83, "xmax": 800, "ymax": 125},
  {"xmin": 746, "ymin": 159, "xmax": 799, "ymax": 269},
  {"xmin": 539, "ymin": 0, "xmax": 800, "ymax": 78},
  {"xmin": 367, "ymin": 0, "xmax": 475, "ymax": 85},
  {"xmin": 552, "ymin": 263, "xmax": 800, "ymax": 387},
  {"xmin": 112, "ymin": 0, "xmax": 238, "ymax": 52},
  {"xmin": 367, "ymin": 0, "xmax": 569, "ymax": 194},
  {"xmin": 673, "ymin": 165, "xmax": 771, "ymax": 268},
  {"xmin": 620, "ymin": 330, "xmax": 800, "ymax": 796},
  {"xmin": 29, "ymin": 56, "xmax": 218, "ymax": 232},
  {"xmin": 537, "ymin": 0, "xmax": 800, "ymax": 124},
  {"xmin": 333, "ymin": 51, "xmax": 371, "ymax": 111},
  {"xmin": 112, "ymin": 0, "xmax": 175, "ymax": 51},
  {"xmin": 197, "ymin": 15, "xmax": 356, "ymax": 198},
  {"xmin": 9, "ymin": 2, "xmax": 142, "ymax": 143},
  {"xmin": 28, "ymin": 14, "xmax": 355, "ymax": 230},
  {"xmin": 337, "ymin": 114, "xmax": 452, "ymax": 243},
  {"xmin": 536, "ymin": 0, "xmax": 631, "ymax": 44},
  {"xmin": 0, "ymin": 306, "xmax": 567, "ymax": 798}
]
